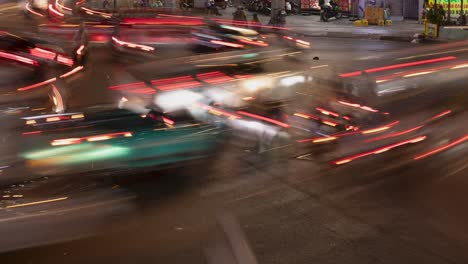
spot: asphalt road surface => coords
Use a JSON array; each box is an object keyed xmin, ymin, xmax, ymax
[{"xmin": 0, "ymin": 4, "xmax": 467, "ymax": 264}]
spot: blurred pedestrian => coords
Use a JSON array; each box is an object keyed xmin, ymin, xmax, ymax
[
  {"xmin": 103, "ymin": 0, "xmax": 110, "ymax": 8},
  {"xmin": 285, "ymin": 0, "xmax": 291, "ymax": 14},
  {"xmin": 233, "ymin": 6, "xmax": 247, "ymax": 21},
  {"xmin": 251, "ymin": 13, "xmax": 261, "ymax": 28}
]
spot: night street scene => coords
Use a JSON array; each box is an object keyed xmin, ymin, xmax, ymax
[{"xmin": 0, "ymin": 0, "xmax": 466, "ymax": 262}]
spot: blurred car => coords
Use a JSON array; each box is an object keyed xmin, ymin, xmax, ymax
[
  {"xmin": 18, "ymin": 105, "xmax": 225, "ymax": 177},
  {"xmin": 0, "ymin": 31, "xmax": 86, "ymax": 113}
]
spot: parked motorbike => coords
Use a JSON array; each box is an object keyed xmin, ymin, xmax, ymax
[{"xmin": 320, "ymin": 0, "xmax": 341, "ymax": 22}]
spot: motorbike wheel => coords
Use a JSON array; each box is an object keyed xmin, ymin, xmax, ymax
[
  {"xmin": 320, "ymin": 10, "xmax": 329, "ymax": 22},
  {"xmin": 335, "ymin": 12, "xmax": 342, "ymax": 19}
]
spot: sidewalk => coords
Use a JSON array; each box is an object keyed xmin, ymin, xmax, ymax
[{"xmin": 220, "ymin": 7, "xmax": 424, "ymax": 41}]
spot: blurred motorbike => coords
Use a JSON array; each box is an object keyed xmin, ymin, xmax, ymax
[{"xmin": 320, "ymin": 0, "xmax": 342, "ymax": 22}]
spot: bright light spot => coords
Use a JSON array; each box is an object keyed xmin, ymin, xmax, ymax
[{"xmin": 280, "ymin": 75, "xmax": 305, "ymax": 86}]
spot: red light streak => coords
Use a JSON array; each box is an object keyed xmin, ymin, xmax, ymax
[
  {"xmin": 429, "ymin": 110, "xmax": 452, "ymax": 121},
  {"xmin": 151, "ymin": 76, "xmax": 202, "ymax": 91},
  {"xmin": 60, "ymin": 66, "xmax": 84, "ymax": 78},
  {"xmin": 130, "ymin": 88, "xmax": 156, "ymax": 94},
  {"xmin": 365, "ymin": 125, "xmax": 423, "ymax": 143},
  {"xmin": 237, "ymin": 111, "xmax": 290, "ymax": 128},
  {"xmin": 56, "ymin": 55, "xmax": 74, "ymax": 66},
  {"xmin": 361, "ymin": 120, "xmax": 400, "ymax": 134},
  {"xmin": 333, "ymin": 135, "xmax": 427, "ymax": 165},
  {"xmin": 48, "ymin": 4, "xmax": 64, "ymax": 17},
  {"xmin": 321, "ymin": 119, "xmax": 339, "ymax": 127},
  {"xmin": 316, "ymin": 107, "xmax": 339, "ymax": 117},
  {"xmin": 196, "ymin": 71, "xmax": 234, "ymax": 84},
  {"xmin": 76, "ymin": 45, "xmax": 85, "ymax": 55},
  {"xmin": 414, "ymin": 134, "xmax": 468, "ymax": 160},
  {"xmin": 210, "ymin": 40, "xmax": 244, "ymax": 48},
  {"xmin": 0, "ymin": 50, "xmax": 38, "ymax": 66},
  {"xmin": 25, "ymin": 3, "xmax": 44, "ymax": 17},
  {"xmin": 108, "ymin": 82, "xmax": 147, "ymax": 90},
  {"xmin": 162, "ymin": 116, "xmax": 175, "ymax": 125},
  {"xmin": 29, "ymin": 47, "xmax": 56, "ymax": 60},
  {"xmin": 239, "ymin": 39, "xmax": 269, "ymax": 47},
  {"xmin": 293, "ymin": 112, "xmax": 319, "ymax": 120},
  {"xmin": 22, "ymin": 131, "xmax": 42, "ymax": 135},
  {"xmin": 56, "ymin": 0, "xmax": 72, "ymax": 11},
  {"xmin": 17, "ymin": 78, "xmax": 56, "ymax": 91},
  {"xmin": 339, "ymin": 56, "xmax": 457, "ymax": 78},
  {"xmin": 211, "ymin": 18, "xmax": 290, "ymax": 29},
  {"xmin": 122, "ymin": 17, "xmax": 205, "ymax": 26}
]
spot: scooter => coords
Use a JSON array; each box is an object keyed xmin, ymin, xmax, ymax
[{"xmin": 320, "ymin": 0, "xmax": 341, "ymax": 22}]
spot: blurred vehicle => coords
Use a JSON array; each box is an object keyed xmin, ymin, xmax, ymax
[
  {"xmin": 0, "ymin": 31, "xmax": 87, "ymax": 113},
  {"xmin": 18, "ymin": 105, "xmax": 225, "ymax": 177},
  {"xmin": 192, "ymin": 23, "xmax": 270, "ymax": 51},
  {"xmin": 320, "ymin": 0, "xmax": 342, "ymax": 22}
]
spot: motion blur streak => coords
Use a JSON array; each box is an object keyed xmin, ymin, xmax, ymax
[
  {"xmin": 25, "ymin": 3, "xmax": 44, "ymax": 17},
  {"xmin": 414, "ymin": 135, "xmax": 468, "ymax": 160},
  {"xmin": 60, "ymin": 66, "xmax": 84, "ymax": 78},
  {"xmin": 293, "ymin": 112, "xmax": 319, "ymax": 120},
  {"xmin": 212, "ymin": 18, "xmax": 291, "ymax": 29},
  {"xmin": 51, "ymin": 132, "xmax": 133, "ymax": 145},
  {"xmin": 122, "ymin": 17, "xmax": 205, "ymax": 26},
  {"xmin": 339, "ymin": 56, "xmax": 457, "ymax": 77},
  {"xmin": 196, "ymin": 104, "xmax": 241, "ymax": 119},
  {"xmin": 48, "ymin": 4, "xmax": 64, "ymax": 17},
  {"xmin": 237, "ymin": 111, "xmax": 290, "ymax": 128},
  {"xmin": 81, "ymin": 7, "xmax": 112, "ymax": 18},
  {"xmin": 312, "ymin": 136, "xmax": 337, "ymax": 143},
  {"xmin": 76, "ymin": 45, "xmax": 85, "ymax": 56},
  {"xmin": 0, "ymin": 51, "xmax": 38, "ymax": 66},
  {"xmin": 365, "ymin": 125, "xmax": 424, "ymax": 143},
  {"xmin": 332, "ymin": 136, "xmax": 427, "ymax": 165},
  {"xmin": 22, "ymin": 131, "xmax": 42, "ymax": 135},
  {"xmin": 210, "ymin": 40, "xmax": 244, "ymax": 48},
  {"xmin": 239, "ymin": 39, "xmax": 269, "ymax": 47},
  {"xmin": 429, "ymin": 110, "xmax": 452, "ymax": 121},
  {"xmin": 56, "ymin": 0, "xmax": 72, "ymax": 11},
  {"xmin": 108, "ymin": 82, "xmax": 148, "ymax": 90},
  {"xmin": 316, "ymin": 107, "xmax": 339, "ymax": 117},
  {"xmin": 5, "ymin": 197, "xmax": 68, "ymax": 209},
  {"xmin": 361, "ymin": 121, "xmax": 400, "ymax": 135},
  {"xmin": 337, "ymin": 100, "xmax": 380, "ymax": 113},
  {"xmin": 112, "ymin": 37, "xmax": 155, "ymax": 52},
  {"xmin": 17, "ymin": 78, "xmax": 57, "ymax": 91},
  {"xmin": 30, "ymin": 47, "xmax": 56, "ymax": 60}
]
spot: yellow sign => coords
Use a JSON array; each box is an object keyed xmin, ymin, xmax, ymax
[{"xmin": 428, "ymin": 0, "xmax": 468, "ymax": 16}]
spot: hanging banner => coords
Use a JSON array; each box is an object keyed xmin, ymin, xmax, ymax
[
  {"xmin": 301, "ymin": 0, "xmax": 320, "ymax": 10},
  {"xmin": 337, "ymin": 0, "xmax": 349, "ymax": 12},
  {"xmin": 428, "ymin": 0, "xmax": 468, "ymax": 16}
]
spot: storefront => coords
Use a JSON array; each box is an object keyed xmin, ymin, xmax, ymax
[{"xmin": 428, "ymin": 0, "xmax": 468, "ymax": 16}]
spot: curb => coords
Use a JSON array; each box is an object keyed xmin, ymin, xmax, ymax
[{"xmin": 293, "ymin": 30, "xmax": 415, "ymax": 42}]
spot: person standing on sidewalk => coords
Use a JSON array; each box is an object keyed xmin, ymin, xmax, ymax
[
  {"xmin": 233, "ymin": 6, "xmax": 248, "ymax": 22},
  {"xmin": 285, "ymin": 1, "xmax": 292, "ymax": 15}
]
